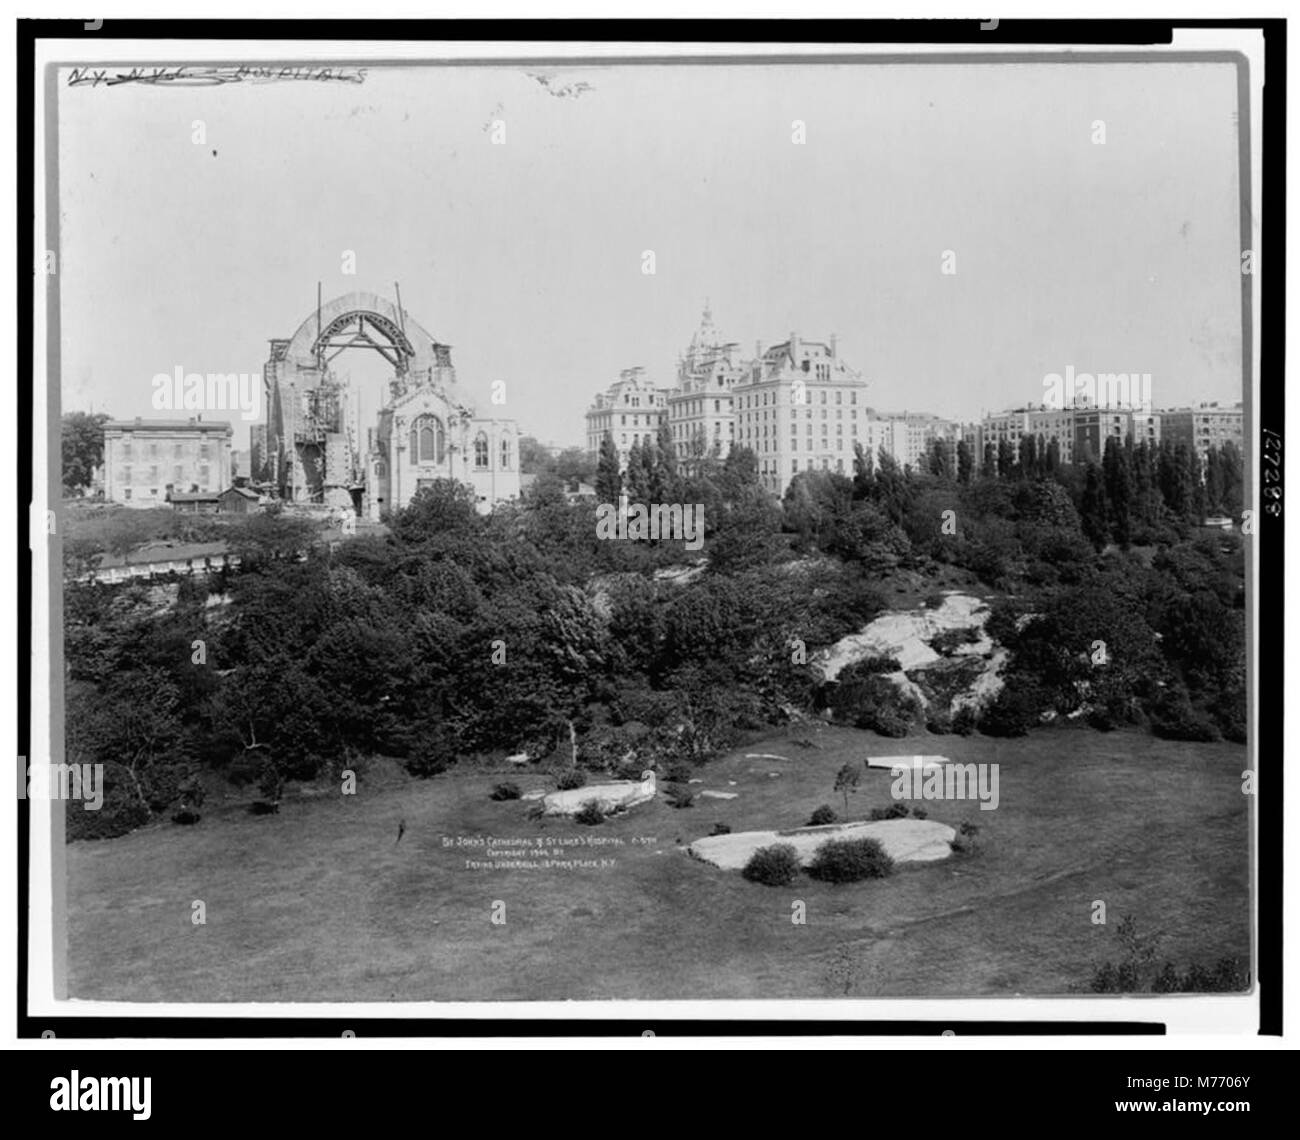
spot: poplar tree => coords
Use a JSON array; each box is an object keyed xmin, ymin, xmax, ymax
[{"xmin": 595, "ymin": 431, "xmax": 622, "ymax": 505}]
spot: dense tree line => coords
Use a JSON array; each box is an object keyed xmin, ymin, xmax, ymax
[{"xmin": 63, "ymin": 426, "xmax": 1248, "ymax": 838}]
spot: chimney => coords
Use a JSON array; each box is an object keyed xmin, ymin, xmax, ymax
[
  {"xmin": 790, "ymin": 331, "xmax": 800, "ymax": 360},
  {"xmin": 755, "ymin": 340, "xmax": 762, "ymax": 359},
  {"xmin": 830, "ymin": 333, "xmax": 838, "ymax": 360}
]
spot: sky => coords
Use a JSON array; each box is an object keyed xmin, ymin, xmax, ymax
[{"xmin": 56, "ymin": 58, "xmax": 1246, "ymax": 450}]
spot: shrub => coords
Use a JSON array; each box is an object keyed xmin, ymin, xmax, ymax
[
  {"xmin": 978, "ymin": 686, "xmax": 1040, "ymax": 737},
  {"xmin": 663, "ymin": 758, "xmax": 696, "ymax": 784},
  {"xmin": 665, "ymin": 783, "xmax": 695, "ymax": 809},
  {"xmin": 171, "ymin": 808, "xmax": 201, "ymax": 825},
  {"xmin": 925, "ymin": 709, "xmax": 952, "ymax": 734},
  {"xmin": 574, "ymin": 800, "xmax": 604, "ymax": 826},
  {"xmin": 807, "ymin": 837, "xmax": 894, "ymax": 883},
  {"xmin": 910, "ymin": 806, "xmax": 928, "ymax": 820},
  {"xmin": 869, "ymin": 802, "xmax": 910, "ymax": 822},
  {"xmin": 929, "ymin": 627, "xmax": 979, "ymax": 656},
  {"xmin": 257, "ymin": 761, "xmax": 283, "ymax": 804},
  {"xmin": 837, "ymin": 656, "xmax": 903, "ymax": 680},
  {"xmin": 709, "ymin": 822, "xmax": 731, "ymax": 836},
  {"xmin": 554, "ymin": 768, "xmax": 586, "ymax": 791},
  {"xmin": 808, "ymin": 804, "xmax": 838, "ymax": 826},
  {"xmin": 827, "ymin": 672, "xmax": 920, "ymax": 737},
  {"xmin": 950, "ymin": 819, "xmax": 980, "ymax": 855},
  {"xmin": 951, "ymin": 706, "xmax": 979, "ymax": 736},
  {"xmin": 404, "ymin": 729, "xmax": 458, "ymax": 777},
  {"xmin": 742, "ymin": 843, "xmax": 801, "ymax": 886},
  {"xmin": 1149, "ymin": 692, "xmax": 1220, "ymax": 742},
  {"xmin": 226, "ymin": 753, "xmax": 264, "ymax": 788},
  {"xmin": 64, "ymin": 760, "xmax": 151, "ymax": 841},
  {"xmin": 489, "ymin": 781, "xmax": 521, "ymax": 801}
]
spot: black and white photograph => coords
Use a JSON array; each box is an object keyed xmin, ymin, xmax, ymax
[{"xmin": 25, "ymin": 21, "xmax": 1275, "ymax": 1044}]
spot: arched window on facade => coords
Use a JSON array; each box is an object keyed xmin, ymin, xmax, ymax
[
  {"xmin": 474, "ymin": 432, "xmax": 490, "ymax": 469},
  {"xmin": 499, "ymin": 438, "xmax": 511, "ymax": 470},
  {"xmin": 409, "ymin": 416, "xmax": 445, "ymax": 465}
]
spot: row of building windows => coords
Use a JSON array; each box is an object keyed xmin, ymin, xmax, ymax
[
  {"xmin": 118, "ymin": 443, "xmax": 213, "ymax": 460},
  {"xmin": 737, "ymin": 389, "xmax": 859, "ymax": 409},
  {"xmin": 117, "ymin": 466, "xmax": 211, "ymax": 484}
]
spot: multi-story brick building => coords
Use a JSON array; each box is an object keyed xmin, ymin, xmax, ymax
[
  {"xmin": 666, "ymin": 304, "xmax": 745, "ymax": 466},
  {"xmin": 732, "ymin": 332, "xmax": 870, "ymax": 495},
  {"xmin": 1159, "ymin": 403, "xmax": 1244, "ymax": 463},
  {"xmin": 1072, "ymin": 407, "xmax": 1162, "ymax": 464},
  {"xmin": 102, "ymin": 417, "xmax": 233, "ymax": 508},
  {"xmin": 584, "ymin": 366, "xmax": 674, "ymax": 470}
]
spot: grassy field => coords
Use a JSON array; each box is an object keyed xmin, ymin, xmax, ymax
[{"xmin": 65, "ymin": 724, "xmax": 1250, "ymax": 1001}]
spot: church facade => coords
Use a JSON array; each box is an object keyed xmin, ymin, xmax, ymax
[{"xmin": 255, "ymin": 290, "xmax": 520, "ymax": 520}]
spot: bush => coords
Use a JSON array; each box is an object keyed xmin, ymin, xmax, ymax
[
  {"xmin": 1149, "ymin": 691, "xmax": 1220, "ymax": 742},
  {"xmin": 869, "ymin": 802, "xmax": 910, "ymax": 821},
  {"xmin": 226, "ymin": 753, "xmax": 265, "ymax": 788},
  {"xmin": 925, "ymin": 710, "xmax": 953, "ymax": 734},
  {"xmin": 554, "ymin": 768, "xmax": 586, "ymax": 791},
  {"xmin": 489, "ymin": 781, "xmax": 521, "ymax": 801},
  {"xmin": 837, "ymin": 656, "xmax": 902, "ymax": 680},
  {"xmin": 807, "ymin": 837, "xmax": 894, "ymax": 883},
  {"xmin": 171, "ymin": 808, "xmax": 201, "ymax": 825},
  {"xmin": 404, "ymin": 729, "xmax": 458, "ymax": 777},
  {"xmin": 929, "ymin": 628, "xmax": 979, "ymax": 656},
  {"xmin": 828, "ymin": 672, "xmax": 922, "ymax": 737},
  {"xmin": 663, "ymin": 758, "xmax": 696, "ymax": 784},
  {"xmin": 574, "ymin": 800, "xmax": 604, "ymax": 826},
  {"xmin": 978, "ymin": 686, "xmax": 1040, "ymax": 737},
  {"xmin": 910, "ymin": 806, "xmax": 928, "ymax": 820},
  {"xmin": 808, "ymin": 804, "xmax": 838, "ymax": 826},
  {"xmin": 709, "ymin": 822, "xmax": 731, "ymax": 836},
  {"xmin": 742, "ymin": 843, "xmax": 801, "ymax": 886},
  {"xmin": 665, "ymin": 783, "xmax": 695, "ymax": 809},
  {"xmin": 951, "ymin": 706, "xmax": 979, "ymax": 736},
  {"xmin": 950, "ymin": 819, "xmax": 980, "ymax": 855}
]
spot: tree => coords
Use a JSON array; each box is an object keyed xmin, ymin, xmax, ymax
[
  {"xmin": 516, "ymin": 436, "xmax": 553, "ymax": 475},
  {"xmin": 833, "ymin": 762, "xmax": 861, "ymax": 814},
  {"xmin": 62, "ymin": 411, "xmax": 110, "ymax": 494},
  {"xmin": 595, "ymin": 432, "xmax": 622, "ymax": 505},
  {"xmin": 651, "ymin": 421, "xmax": 680, "ymax": 502},
  {"xmin": 1102, "ymin": 436, "xmax": 1133, "ymax": 548},
  {"xmin": 981, "ymin": 441, "xmax": 997, "ymax": 481},
  {"xmin": 852, "ymin": 441, "xmax": 876, "ymax": 500},
  {"xmin": 554, "ymin": 447, "xmax": 595, "ymax": 490},
  {"xmin": 1080, "ymin": 462, "xmax": 1109, "ymax": 551},
  {"xmin": 1017, "ymin": 434, "xmax": 1036, "ymax": 480},
  {"xmin": 929, "ymin": 437, "xmax": 953, "ymax": 480},
  {"xmin": 956, "ymin": 439, "xmax": 973, "ymax": 484},
  {"xmin": 997, "ymin": 439, "xmax": 1017, "ymax": 480}
]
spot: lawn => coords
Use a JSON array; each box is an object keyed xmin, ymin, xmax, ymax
[{"xmin": 64, "ymin": 724, "xmax": 1250, "ymax": 1001}]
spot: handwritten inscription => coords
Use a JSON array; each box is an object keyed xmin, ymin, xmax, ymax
[
  {"xmin": 67, "ymin": 65, "xmax": 367, "ymax": 88},
  {"xmin": 1263, "ymin": 429, "xmax": 1281, "ymax": 518}
]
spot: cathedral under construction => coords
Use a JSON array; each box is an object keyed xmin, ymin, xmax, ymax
[{"xmin": 251, "ymin": 289, "xmax": 520, "ymax": 519}]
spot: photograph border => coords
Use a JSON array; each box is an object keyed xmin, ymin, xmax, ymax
[{"xmin": 19, "ymin": 15, "xmax": 1284, "ymax": 1039}]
